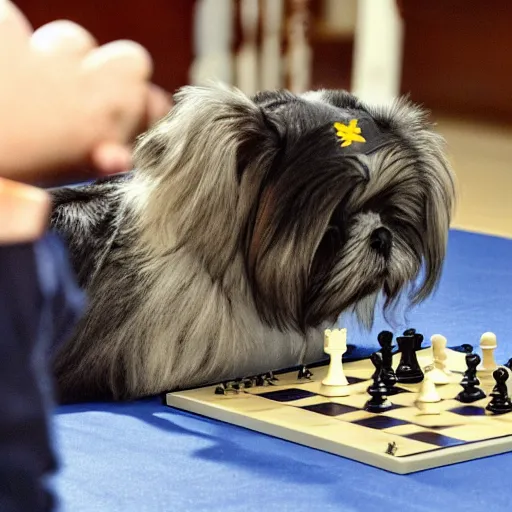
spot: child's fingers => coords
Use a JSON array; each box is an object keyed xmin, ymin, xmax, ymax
[
  {"xmin": 0, "ymin": 0, "xmax": 32, "ymax": 51},
  {"xmin": 130, "ymin": 84, "xmax": 172, "ymax": 139},
  {"xmin": 91, "ymin": 143, "xmax": 133, "ymax": 176},
  {"xmin": 146, "ymin": 84, "xmax": 172, "ymax": 126},
  {"xmin": 82, "ymin": 39, "xmax": 153, "ymax": 80},
  {"xmin": 31, "ymin": 20, "xmax": 97, "ymax": 57},
  {"xmin": 0, "ymin": 178, "xmax": 50, "ymax": 243}
]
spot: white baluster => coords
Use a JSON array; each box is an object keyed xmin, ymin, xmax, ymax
[
  {"xmin": 190, "ymin": 0, "xmax": 234, "ymax": 85},
  {"xmin": 351, "ymin": 0, "xmax": 403, "ymax": 105},
  {"xmin": 235, "ymin": 0, "xmax": 260, "ymax": 95},
  {"xmin": 260, "ymin": 0, "xmax": 284, "ymax": 90},
  {"xmin": 286, "ymin": 0, "xmax": 312, "ymax": 94}
]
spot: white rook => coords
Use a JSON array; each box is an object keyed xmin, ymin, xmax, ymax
[{"xmin": 321, "ymin": 328, "xmax": 350, "ymax": 396}]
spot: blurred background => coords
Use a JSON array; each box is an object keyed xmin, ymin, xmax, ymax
[{"xmin": 15, "ymin": 0, "xmax": 512, "ymax": 238}]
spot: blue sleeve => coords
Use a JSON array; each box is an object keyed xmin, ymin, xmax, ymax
[{"xmin": 0, "ymin": 234, "xmax": 84, "ymax": 512}]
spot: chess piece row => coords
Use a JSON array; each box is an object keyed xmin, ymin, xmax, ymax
[
  {"xmin": 214, "ymin": 371, "xmax": 279, "ymax": 395},
  {"xmin": 214, "ymin": 364, "xmax": 314, "ymax": 395}
]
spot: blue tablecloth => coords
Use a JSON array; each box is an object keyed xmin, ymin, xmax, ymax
[{"xmin": 52, "ymin": 229, "xmax": 512, "ymax": 512}]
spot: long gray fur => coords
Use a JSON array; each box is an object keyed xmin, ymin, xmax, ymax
[{"xmin": 50, "ymin": 83, "xmax": 456, "ymax": 403}]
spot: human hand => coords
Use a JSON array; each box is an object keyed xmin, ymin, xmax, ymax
[
  {"xmin": 0, "ymin": 178, "xmax": 50, "ymax": 244},
  {"xmin": 0, "ymin": 0, "xmax": 171, "ymax": 186}
]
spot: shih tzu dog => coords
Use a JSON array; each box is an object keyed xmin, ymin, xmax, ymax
[{"xmin": 50, "ymin": 83, "xmax": 456, "ymax": 403}]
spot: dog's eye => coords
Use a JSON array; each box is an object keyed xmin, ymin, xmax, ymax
[{"xmin": 311, "ymin": 226, "xmax": 343, "ymax": 279}]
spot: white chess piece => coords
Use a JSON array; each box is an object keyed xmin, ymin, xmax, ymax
[
  {"xmin": 477, "ymin": 332, "xmax": 498, "ymax": 373},
  {"xmin": 415, "ymin": 374, "xmax": 441, "ymax": 415},
  {"xmin": 501, "ymin": 366, "xmax": 512, "ymax": 398},
  {"xmin": 426, "ymin": 334, "xmax": 451, "ymax": 384},
  {"xmin": 320, "ymin": 328, "xmax": 350, "ymax": 396}
]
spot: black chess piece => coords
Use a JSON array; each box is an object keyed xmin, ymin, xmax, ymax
[
  {"xmin": 403, "ymin": 329, "xmax": 424, "ymax": 351},
  {"xmin": 456, "ymin": 353, "xmax": 486, "ymax": 403},
  {"xmin": 215, "ymin": 381, "xmax": 239, "ymax": 395},
  {"xmin": 385, "ymin": 441, "xmax": 398, "ymax": 456},
  {"xmin": 224, "ymin": 381, "xmax": 239, "ymax": 394},
  {"xmin": 214, "ymin": 383, "xmax": 226, "ymax": 395},
  {"xmin": 265, "ymin": 371, "xmax": 279, "ymax": 382},
  {"xmin": 486, "ymin": 367, "xmax": 512, "ymax": 414},
  {"xmin": 241, "ymin": 377, "xmax": 254, "ymax": 389},
  {"xmin": 413, "ymin": 332, "xmax": 424, "ymax": 351},
  {"xmin": 254, "ymin": 374, "xmax": 267, "ymax": 386},
  {"xmin": 364, "ymin": 351, "xmax": 392, "ymax": 413},
  {"xmin": 395, "ymin": 334, "xmax": 424, "ymax": 384},
  {"xmin": 450, "ymin": 343, "xmax": 473, "ymax": 354},
  {"xmin": 232, "ymin": 378, "xmax": 244, "ymax": 391},
  {"xmin": 377, "ymin": 330, "xmax": 398, "ymax": 394},
  {"xmin": 505, "ymin": 358, "xmax": 512, "ymax": 371},
  {"xmin": 297, "ymin": 365, "xmax": 313, "ymax": 380}
]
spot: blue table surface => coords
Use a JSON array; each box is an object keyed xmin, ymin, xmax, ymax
[{"xmin": 52, "ymin": 229, "xmax": 512, "ymax": 512}]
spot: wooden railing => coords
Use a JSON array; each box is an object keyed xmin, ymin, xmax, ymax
[
  {"xmin": 191, "ymin": 0, "xmax": 403, "ymax": 103},
  {"xmin": 191, "ymin": 0, "xmax": 312, "ymax": 94}
]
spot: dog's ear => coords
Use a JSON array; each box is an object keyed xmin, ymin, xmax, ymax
[
  {"xmin": 414, "ymin": 141, "xmax": 456, "ymax": 303},
  {"xmin": 381, "ymin": 99, "xmax": 456, "ymax": 305},
  {"xmin": 134, "ymin": 83, "xmax": 282, "ymax": 175},
  {"xmin": 132, "ymin": 83, "xmax": 282, "ymax": 275}
]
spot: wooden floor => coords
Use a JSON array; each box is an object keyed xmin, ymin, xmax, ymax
[{"xmin": 437, "ymin": 118, "xmax": 512, "ymax": 239}]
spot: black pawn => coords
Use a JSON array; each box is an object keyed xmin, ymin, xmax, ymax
[
  {"xmin": 377, "ymin": 330, "xmax": 398, "ymax": 394},
  {"xmin": 241, "ymin": 377, "xmax": 254, "ymax": 389},
  {"xmin": 232, "ymin": 378, "xmax": 244, "ymax": 391},
  {"xmin": 214, "ymin": 383, "xmax": 226, "ymax": 395},
  {"xmin": 297, "ymin": 365, "xmax": 313, "ymax": 380},
  {"xmin": 265, "ymin": 371, "xmax": 278, "ymax": 382},
  {"xmin": 395, "ymin": 334, "xmax": 424, "ymax": 384},
  {"xmin": 216, "ymin": 381, "xmax": 238, "ymax": 395},
  {"xmin": 486, "ymin": 367, "xmax": 512, "ymax": 414},
  {"xmin": 364, "ymin": 351, "xmax": 392, "ymax": 413},
  {"xmin": 254, "ymin": 374, "xmax": 267, "ymax": 387},
  {"xmin": 456, "ymin": 353, "xmax": 486, "ymax": 403},
  {"xmin": 505, "ymin": 358, "xmax": 512, "ymax": 371}
]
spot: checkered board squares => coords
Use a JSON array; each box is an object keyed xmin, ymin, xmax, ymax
[
  {"xmin": 165, "ymin": 348, "xmax": 512, "ymax": 474},
  {"xmin": 301, "ymin": 402, "xmax": 360, "ymax": 416},
  {"xmin": 450, "ymin": 405, "xmax": 488, "ymax": 416},
  {"xmin": 257, "ymin": 388, "xmax": 318, "ymax": 402},
  {"xmin": 351, "ymin": 415, "xmax": 409, "ymax": 429}
]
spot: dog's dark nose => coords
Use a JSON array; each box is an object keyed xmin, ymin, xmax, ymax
[{"xmin": 370, "ymin": 227, "xmax": 392, "ymax": 258}]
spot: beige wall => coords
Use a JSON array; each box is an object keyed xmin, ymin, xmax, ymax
[{"xmin": 438, "ymin": 119, "xmax": 512, "ymax": 239}]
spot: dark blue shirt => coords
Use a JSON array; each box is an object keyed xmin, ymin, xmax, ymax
[{"xmin": 0, "ymin": 234, "xmax": 84, "ymax": 512}]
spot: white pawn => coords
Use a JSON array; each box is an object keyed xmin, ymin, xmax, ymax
[
  {"xmin": 426, "ymin": 334, "xmax": 451, "ymax": 384},
  {"xmin": 501, "ymin": 366, "xmax": 512, "ymax": 398},
  {"xmin": 320, "ymin": 328, "xmax": 350, "ymax": 397},
  {"xmin": 415, "ymin": 374, "xmax": 441, "ymax": 415},
  {"xmin": 478, "ymin": 332, "xmax": 498, "ymax": 373}
]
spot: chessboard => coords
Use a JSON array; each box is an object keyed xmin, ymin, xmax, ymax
[{"xmin": 165, "ymin": 345, "xmax": 512, "ymax": 474}]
